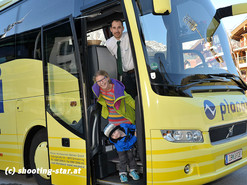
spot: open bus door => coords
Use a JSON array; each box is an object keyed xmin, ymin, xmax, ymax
[{"xmin": 42, "ymin": 16, "xmax": 89, "ymax": 185}]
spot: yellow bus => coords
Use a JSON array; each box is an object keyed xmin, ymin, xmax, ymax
[{"xmin": 1, "ymin": 0, "xmax": 247, "ymax": 184}]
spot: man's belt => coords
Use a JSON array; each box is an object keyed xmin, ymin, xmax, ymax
[{"xmin": 125, "ymin": 69, "xmax": 134, "ymax": 74}]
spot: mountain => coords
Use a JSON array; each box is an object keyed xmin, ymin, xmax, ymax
[{"xmin": 145, "ymin": 41, "xmax": 166, "ymax": 56}]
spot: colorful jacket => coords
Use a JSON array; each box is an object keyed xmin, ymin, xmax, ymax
[
  {"xmin": 92, "ymin": 78, "xmax": 135, "ymax": 124},
  {"xmin": 109, "ymin": 123, "xmax": 137, "ymax": 152}
]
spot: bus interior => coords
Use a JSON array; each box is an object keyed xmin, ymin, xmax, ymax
[{"xmin": 81, "ymin": 2, "xmax": 145, "ymax": 185}]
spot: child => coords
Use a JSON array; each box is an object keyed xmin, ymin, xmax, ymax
[{"xmin": 104, "ymin": 123, "xmax": 140, "ymax": 183}]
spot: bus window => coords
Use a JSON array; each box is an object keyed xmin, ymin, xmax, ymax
[
  {"xmin": 138, "ymin": 1, "xmax": 238, "ymax": 96},
  {"xmin": 16, "ymin": 29, "xmax": 41, "ymax": 60},
  {"xmin": 44, "ymin": 22, "xmax": 78, "ymax": 76},
  {"xmin": 43, "ymin": 21, "xmax": 83, "ymax": 136},
  {"xmin": 0, "ymin": 36, "xmax": 15, "ymax": 63}
]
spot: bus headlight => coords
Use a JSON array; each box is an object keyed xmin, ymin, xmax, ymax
[{"xmin": 161, "ymin": 130, "xmax": 203, "ymax": 143}]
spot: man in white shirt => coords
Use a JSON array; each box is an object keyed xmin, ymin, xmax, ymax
[{"xmin": 106, "ymin": 19, "xmax": 137, "ymax": 98}]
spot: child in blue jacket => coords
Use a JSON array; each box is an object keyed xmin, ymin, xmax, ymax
[{"xmin": 104, "ymin": 123, "xmax": 140, "ymax": 183}]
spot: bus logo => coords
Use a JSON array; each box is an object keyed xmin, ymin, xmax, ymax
[
  {"xmin": 226, "ymin": 125, "xmax": 235, "ymax": 138},
  {"xmin": 204, "ymin": 100, "xmax": 216, "ymax": 120}
]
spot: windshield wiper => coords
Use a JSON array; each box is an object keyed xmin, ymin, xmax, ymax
[
  {"xmin": 178, "ymin": 77, "xmax": 228, "ymax": 91},
  {"xmin": 174, "ymin": 77, "xmax": 228, "ymax": 97},
  {"xmin": 208, "ymin": 73, "xmax": 235, "ymax": 78},
  {"xmin": 208, "ymin": 73, "xmax": 247, "ymax": 90}
]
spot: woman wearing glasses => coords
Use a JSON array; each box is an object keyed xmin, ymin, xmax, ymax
[{"xmin": 92, "ymin": 70, "xmax": 135, "ymax": 126}]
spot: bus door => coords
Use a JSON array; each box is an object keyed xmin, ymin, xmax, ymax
[{"xmin": 43, "ymin": 17, "xmax": 88, "ymax": 185}]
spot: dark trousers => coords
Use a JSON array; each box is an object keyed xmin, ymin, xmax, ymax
[
  {"xmin": 122, "ymin": 72, "xmax": 137, "ymax": 98},
  {"xmin": 117, "ymin": 148, "xmax": 137, "ymax": 174}
]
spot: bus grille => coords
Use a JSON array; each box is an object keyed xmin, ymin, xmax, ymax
[{"xmin": 209, "ymin": 120, "xmax": 247, "ymax": 144}]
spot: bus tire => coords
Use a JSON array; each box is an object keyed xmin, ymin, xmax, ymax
[{"xmin": 29, "ymin": 128, "xmax": 51, "ymax": 185}]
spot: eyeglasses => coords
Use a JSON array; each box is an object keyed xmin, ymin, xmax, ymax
[{"xmin": 96, "ymin": 76, "xmax": 107, "ymax": 84}]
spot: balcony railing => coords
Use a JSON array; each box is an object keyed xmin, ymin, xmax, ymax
[{"xmin": 239, "ymin": 56, "xmax": 247, "ymax": 64}]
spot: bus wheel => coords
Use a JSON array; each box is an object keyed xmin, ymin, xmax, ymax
[{"xmin": 30, "ymin": 129, "xmax": 51, "ymax": 185}]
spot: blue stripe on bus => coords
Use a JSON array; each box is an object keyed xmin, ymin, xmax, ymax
[{"xmin": 0, "ymin": 68, "xmax": 4, "ymax": 113}]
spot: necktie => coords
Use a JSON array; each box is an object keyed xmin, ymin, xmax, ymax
[{"xmin": 117, "ymin": 41, "xmax": 123, "ymax": 75}]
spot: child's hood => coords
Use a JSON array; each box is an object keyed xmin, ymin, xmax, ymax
[{"xmin": 92, "ymin": 78, "xmax": 125, "ymax": 100}]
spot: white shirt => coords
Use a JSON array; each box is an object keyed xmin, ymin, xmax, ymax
[{"xmin": 106, "ymin": 32, "xmax": 134, "ymax": 72}]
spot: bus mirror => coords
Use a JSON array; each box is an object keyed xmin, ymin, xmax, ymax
[
  {"xmin": 152, "ymin": 0, "xmax": 171, "ymax": 15},
  {"xmin": 207, "ymin": 3, "xmax": 247, "ymax": 42}
]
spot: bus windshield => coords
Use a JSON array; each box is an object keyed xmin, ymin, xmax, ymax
[{"xmin": 138, "ymin": 0, "xmax": 241, "ymax": 96}]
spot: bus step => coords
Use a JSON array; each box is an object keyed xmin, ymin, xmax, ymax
[
  {"xmin": 109, "ymin": 157, "xmax": 143, "ymax": 166},
  {"xmin": 109, "ymin": 158, "xmax": 143, "ymax": 174},
  {"xmin": 96, "ymin": 172, "xmax": 144, "ymax": 185}
]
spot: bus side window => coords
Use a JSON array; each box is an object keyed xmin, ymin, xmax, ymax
[
  {"xmin": 16, "ymin": 30, "xmax": 41, "ymax": 60},
  {"xmin": 0, "ymin": 36, "xmax": 15, "ymax": 63},
  {"xmin": 48, "ymin": 36, "xmax": 77, "ymax": 75}
]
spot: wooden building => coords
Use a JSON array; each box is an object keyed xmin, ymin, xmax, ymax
[{"xmin": 231, "ymin": 19, "xmax": 247, "ymax": 82}]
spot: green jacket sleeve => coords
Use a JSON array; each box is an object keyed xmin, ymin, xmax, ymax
[{"xmin": 124, "ymin": 91, "xmax": 135, "ymax": 110}]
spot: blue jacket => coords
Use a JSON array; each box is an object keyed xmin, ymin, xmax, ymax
[{"xmin": 109, "ymin": 123, "xmax": 136, "ymax": 152}]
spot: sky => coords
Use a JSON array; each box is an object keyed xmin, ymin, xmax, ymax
[{"xmin": 211, "ymin": 0, "xmax": 247, "ymax": 32}]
